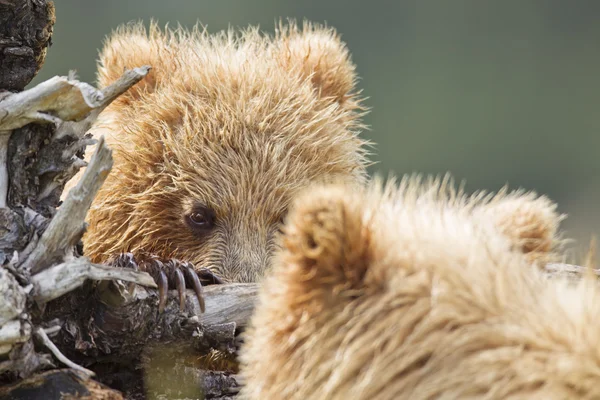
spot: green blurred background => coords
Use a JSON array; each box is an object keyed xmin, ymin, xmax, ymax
[{"xmin": 35, "ymin": 0, "xmax": 600, "ymax": 259}]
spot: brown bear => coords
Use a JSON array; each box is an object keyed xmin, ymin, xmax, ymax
[
  {"xmin": 238, "ymin": 175, "xmax": 600, "ymax": 400},
  {"xmin": 70, "ymin": 20, "xmax": 371, "ymax": 305}
]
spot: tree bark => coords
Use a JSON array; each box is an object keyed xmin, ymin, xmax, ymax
[{"xmin": 0, "ymin": 0, "xmax": 55, "ymax": 91}]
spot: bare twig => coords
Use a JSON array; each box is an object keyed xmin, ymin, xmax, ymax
[
  {"xmin": 20, "ymin": 136, "xmax": 113, "ymax": 274},
  {"xmin": 43, "ymin": 325, "xmax": 61, "ymax": 336},
  {"xmin": 34, "ymin": 327, "xmax": 95, "ymax": 377}
]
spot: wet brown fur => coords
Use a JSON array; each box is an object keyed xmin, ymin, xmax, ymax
[
  {"xmin": 75, "ymin": 20, "xmax": 370, "ymax": 282},
  {"xmin": 239, "ymin": 175, "xmax": 600, "ymax": 400}
]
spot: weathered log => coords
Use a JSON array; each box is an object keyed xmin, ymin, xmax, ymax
[
  {"xmin": 35, "ymin": 281, "xmax": 257, "ymax": 398},
  {"xmin": 42, "ymin": 282, "xmax": 258, "ymax": 363}
]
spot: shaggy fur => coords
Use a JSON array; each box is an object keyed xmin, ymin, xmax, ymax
[
  {"xmin": 472, "ymin": 188, "xmax": 565, "ymax": 265},
  {"xmin": 76, "ymin": 20, "xmax": 370, "ymax": 282},
  {"xmin": 238, "ymin": 176, "xmax": 600, "ymax": 400}
]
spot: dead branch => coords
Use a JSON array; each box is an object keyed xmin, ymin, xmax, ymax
[
  {"xmin": 0, "ymin": 64, "xmax": 148, "ymax": 134},
  {"xmin": 34, "ymin": 327, "xmax": 94, "ymax": 377},
  {"xmin": 31, "ymin": 258, "xmax": 157, "ymax": 304},
  {"xmin": 0, "ymin": 76, "xmax": 102, "ymax": 130},
  {"xmin": 0, "ymin": 2, "xmax": 169, "ymax": 396},
  {"xmin": 19, "ymin": 136, "xmax": 113, "ymax": 274},
  {"xmin": 55, "ymin": 66, "xmax": 151, "ymax": 141}
]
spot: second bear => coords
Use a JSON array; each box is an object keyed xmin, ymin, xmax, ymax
[{"xmin": 239, "ymin": 175, "xmax": 600, "ymax": 400}]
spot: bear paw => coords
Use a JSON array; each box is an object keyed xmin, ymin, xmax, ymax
[{"xmin": 109, "ymin": 253, "xmax": 223, "ymax": 314}]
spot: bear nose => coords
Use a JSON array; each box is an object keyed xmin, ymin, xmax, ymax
[
  {"xmin": 220, "ymin": 231, "xmax": 271, "ymax": 283},
  {"xmin": 221, "ymin": 244, "xmax": 269, "ymax": 283},
  {"xmin": 223, "ymin": 256, "xmax": 269, "ymax": 283}
]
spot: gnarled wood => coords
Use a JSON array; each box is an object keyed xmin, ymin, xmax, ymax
[{"xmin": 0, "ymin": 0, "xmax": 55, "ymax": 91}]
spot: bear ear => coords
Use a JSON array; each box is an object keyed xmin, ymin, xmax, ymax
[
  {"xmin": 274, "ymin": 21, "xmax": 361, "ymax": 108},
  {"xmin": 96, "ymin": 21, "xmax": 174, "ymax": 106},
  {"xmin": 477, "ymin": 191, "xmax": 565, "ymax": 263},
  {"xmin": 277, "ymin": 183, "xmax": 371, "ymax": 306}
]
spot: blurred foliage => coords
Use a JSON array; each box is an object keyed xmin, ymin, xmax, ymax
[{"xmin": 37, "ymin": 0, "xmax": 600, "ymax": 258}]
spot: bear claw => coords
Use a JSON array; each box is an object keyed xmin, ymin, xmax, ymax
[
  {"xmin": 109, "ymin": 253, "xmax": 221, "ymax": 314},
  {"xmin": 148, "ymin": 258, "xmax": 208, "ymax": 314}
]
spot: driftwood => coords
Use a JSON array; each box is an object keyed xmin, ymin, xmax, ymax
[{"xmin": 40, "ymin": 281, "xmax": 257, "ymax": 399}]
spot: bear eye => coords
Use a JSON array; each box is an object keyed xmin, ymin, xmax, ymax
[
  {"xmin": 190, "ymin": 212, "xmax": 209, "ymax": 225},
  {"xmin": 185, "ymin": 205, "xmax": 215, "ymax": 234}
]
